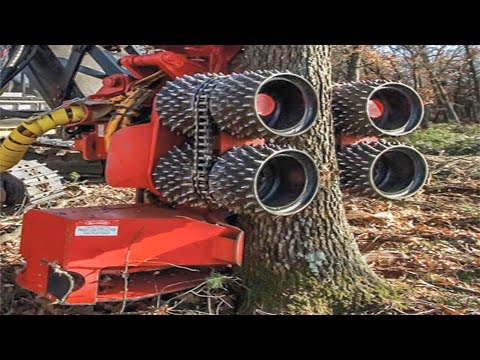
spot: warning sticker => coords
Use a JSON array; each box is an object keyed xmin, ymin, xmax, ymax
[
  {"xmin": 75, "ymin": 226, "xmax": 119, "ymax": 237},
  {"xmin": 97, "ymin": 124, "xmax": 105, "ymax": 137}
]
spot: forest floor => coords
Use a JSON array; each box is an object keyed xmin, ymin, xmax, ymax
[{"xmin": 0, "ymin": 154, "xmax": 479, "ymax": 315}]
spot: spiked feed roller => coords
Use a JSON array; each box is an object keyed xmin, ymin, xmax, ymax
[
  {"xmin": 337, "ymin": 141, "xmax": 428, "ymax": 199},
  {"xmin": 156, "ymin": 73, "xmax": 218, "ymax": 136},
  {"xmin": 209, "ymin": 145, "xmax": 319, "ymax": 215},
  {"xmin": 2, "ymin": 45, "xmax": 433, "ymax": 306},
  {"xmin": 154, "ymin": 143, "xmax": 209, "ymax": 208},
  {"xmin": 333, "ymin": 80, "xmax": 424, "ymax": 136},
  {"xmin": 154, "ymin": 68, "xmax": 320, "ymax": 215},
  {"xmin": 209, "ymin": 71, "xmax": 318, "ymax": 138},
  {"xmin": 155, "ymin": 144, "xmax": 319, "ymax": 216},
  {"xmin": 157, "ymin": 70, "xmax": 319, "ymax": 139}
]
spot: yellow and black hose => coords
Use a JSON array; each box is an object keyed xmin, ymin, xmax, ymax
[
  {"xmin": 0, "ymin": 106, "xmax": 86, "ymax": 173},
  {"xmin": 104, "ymin": 87, "xmax": 153, "ymax": 151}
]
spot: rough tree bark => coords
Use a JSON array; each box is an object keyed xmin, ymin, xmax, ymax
[
  {"xmin": 233, "ymin": 45, "xmax": 389, "ymax": 314},
  {"xmin": 465, "ymin": 45, "xmax": 480, "ymax": 103},
  {"xmin": 465, "ymin": 45, "xmax": 480, "ymax": 122},
  {"xmin": 346, "ymin": 45, "xmax": 362, "ymax": 82}
]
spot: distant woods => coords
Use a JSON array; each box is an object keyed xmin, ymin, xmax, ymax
[{"xmin": 332, "ymin": 45, "xmax": 480, "ymax": 125}]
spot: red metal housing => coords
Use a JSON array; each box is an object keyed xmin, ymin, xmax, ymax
[
  {"xmin": 17, "ymin": 204, "xmax": 244, "ymax": 304},
  {"xmin": 72, "ymin": 123, "xmax": 108, "ymax": 160},
  {"xmin": 148, "ymin": 45, "xmax": 243, "ymax": 73},
  {"xmin": 120, "ymin": 51, "xmax": 208, "ymax": 79},
  {"xmin": 105, "ymin": 101, "xmax": 264, "ymax": 195}
]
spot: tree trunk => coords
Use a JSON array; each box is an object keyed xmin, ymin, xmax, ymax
[
  {"xmin": 412, "ymin": 63, "xmax": 421, "ymax": 90},
  {"xmin": 465, "ymin": 45, "xmax": 480, "ymax": 103},
  {"xmin": 418, "ymin": 48, "xmax": 460, "ymax": 124},
  {"xmin": 346, "ymin": 46, "xmax": 362, "ymax": 81},
  {"xmin": 465, "ymin": 45, "xmax": 480, "ymax": 123},
  {"xmin": 233, "ymin": 45, "xmax": 388, "ymax": 314},
  {"xmin": 422, "ymin": 106, "xmax": 430, "ymax": 129}
]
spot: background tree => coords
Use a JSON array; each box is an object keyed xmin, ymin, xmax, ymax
[
  {"xmin": 415, "ymin": 45, "xmax": 460, "ymax": 124},
  {"xmin": 233, "ymin": 45, "xmax": 388, "ymax": 314},
  {"xmin": 346, "ymin": 45, "xmax": 363, "ymax": 81},
  {"xmin": 465, "ymin": 45, "xmax": 480, "ymax": 122}
]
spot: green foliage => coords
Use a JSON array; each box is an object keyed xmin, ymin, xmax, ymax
[
  {"xmin": 68, "ymin": 171, "xmax": 81, "ymax": 182},
  {"xmin": 456, "ymin": 270, "xmax": 480, "ymax": 284},
  {"xmin": 444, "ymin": 138, "xmax": 480, "ymax": 155},
  {"xmin": 205, "ymin": 272, "xmax": 227, "ymax": 290},
  {"xmin": 459, "ymin": 204, "xmax": 480, "ymax": 216},
  {"xmin": 400, "ymin": 124, "xmax": 480, "ymax": 155}
]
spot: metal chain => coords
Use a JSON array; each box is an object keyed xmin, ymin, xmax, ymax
[
  {"xmin": 192, "ymin": 78, "xmax": 220, "ymax": 205},
  {"xmin": 28, "ymin": 97, "xmax": 87, "ymax": 121}
]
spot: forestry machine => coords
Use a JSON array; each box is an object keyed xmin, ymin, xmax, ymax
[{"xmin": 0, "ymin": 45, "xmax": 428, "ymax": 305}]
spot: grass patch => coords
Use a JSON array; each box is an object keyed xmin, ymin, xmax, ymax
[
  {"xmin": 459, "ymin": 204, "xmax": 480, "ymax": 216},
  {"xmin": 399, "ymin": 124, "xmax": 480, "ymax": 155},
  {"xmin": 456, "ymin": 270, "xmax": 480, "ymax": 284}
]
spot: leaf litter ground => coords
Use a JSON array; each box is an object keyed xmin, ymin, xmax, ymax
[{"xmin": 1, "ymin": 155, "xmax": 479, "ymax": 315}]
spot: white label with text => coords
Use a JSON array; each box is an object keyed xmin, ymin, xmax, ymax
[
  {"xmin": 97, "ymin": 124, "xmax": 105, "ymax": 137},
  {"xmin": 75, "ymin": 226, "xmax": 118, "ymax": 237}
]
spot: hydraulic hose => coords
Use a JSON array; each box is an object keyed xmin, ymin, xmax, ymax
[
  {"xmin": 104, "ymin": 70, "xmax": 163, "ymax": 151},
  {"xmin": 0, "ymin": 106, "xmax": 86, "ymax": 172},
  {"xmin": 0, "ymin": 108, "xmax": 42, "ymax": 120}
]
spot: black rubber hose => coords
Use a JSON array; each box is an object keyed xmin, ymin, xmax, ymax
[{"xmin": 0, "ymin": 108, "xmax": 42, "ymax": 120}]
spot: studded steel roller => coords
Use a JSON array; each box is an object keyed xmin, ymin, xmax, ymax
[
  {"xmin": 156, "ymin": 70, "xmax": 319, "ymax": 139},
  {"xmin": 337, "ymin": 141, "xmax": 428, "ymax": 199},
  {"xmin": 153, "ymin": 143, "xmax": 208, "ymax": 208},
  {"xmin": 209, "ymin": 145, "xmax": 319, "ymax": 215},
  {"xmin": 156, "ymin": 73, "xmax": 219, "ymax": 136},
  {"xmin": 209, "ymin": 70, "xmax": 318, "ymax": 138},
  {"xmin": 333, "ymin": 80, "xmax": 424, "ymax": 136}
]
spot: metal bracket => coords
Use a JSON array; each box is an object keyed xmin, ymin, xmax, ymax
[
  {"xmin": 23, "ymin": 45, "xmax": 132, "ymax": 108},
  {"xmin": 88, "ymin": 46, "xmax": 131, "ymax": 77},
  {"xmin": 24, "ymin": 45, "xmax": 84, "ymax": 108},
  {"xmin": 54, "ymin": 45, "xmax": 91, "ymax": 103}
]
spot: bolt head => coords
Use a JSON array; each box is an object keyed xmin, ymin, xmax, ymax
[{"xmin": 103, "ymin": 77, "xmax": 118, "ymax": 87}]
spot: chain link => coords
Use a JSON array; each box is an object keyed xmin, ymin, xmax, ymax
[
  {"xmin": 192, "ymin": 78, "xmax": 220, "ymax": 205},
  {"xmin": 28, "ymin": 97, "xmax": 87, "ymax": 121}
]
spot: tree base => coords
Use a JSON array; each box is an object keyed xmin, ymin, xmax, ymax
[{"xmin": 237, "ymin": 265, "xmax": 393, "ymax": 315}]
